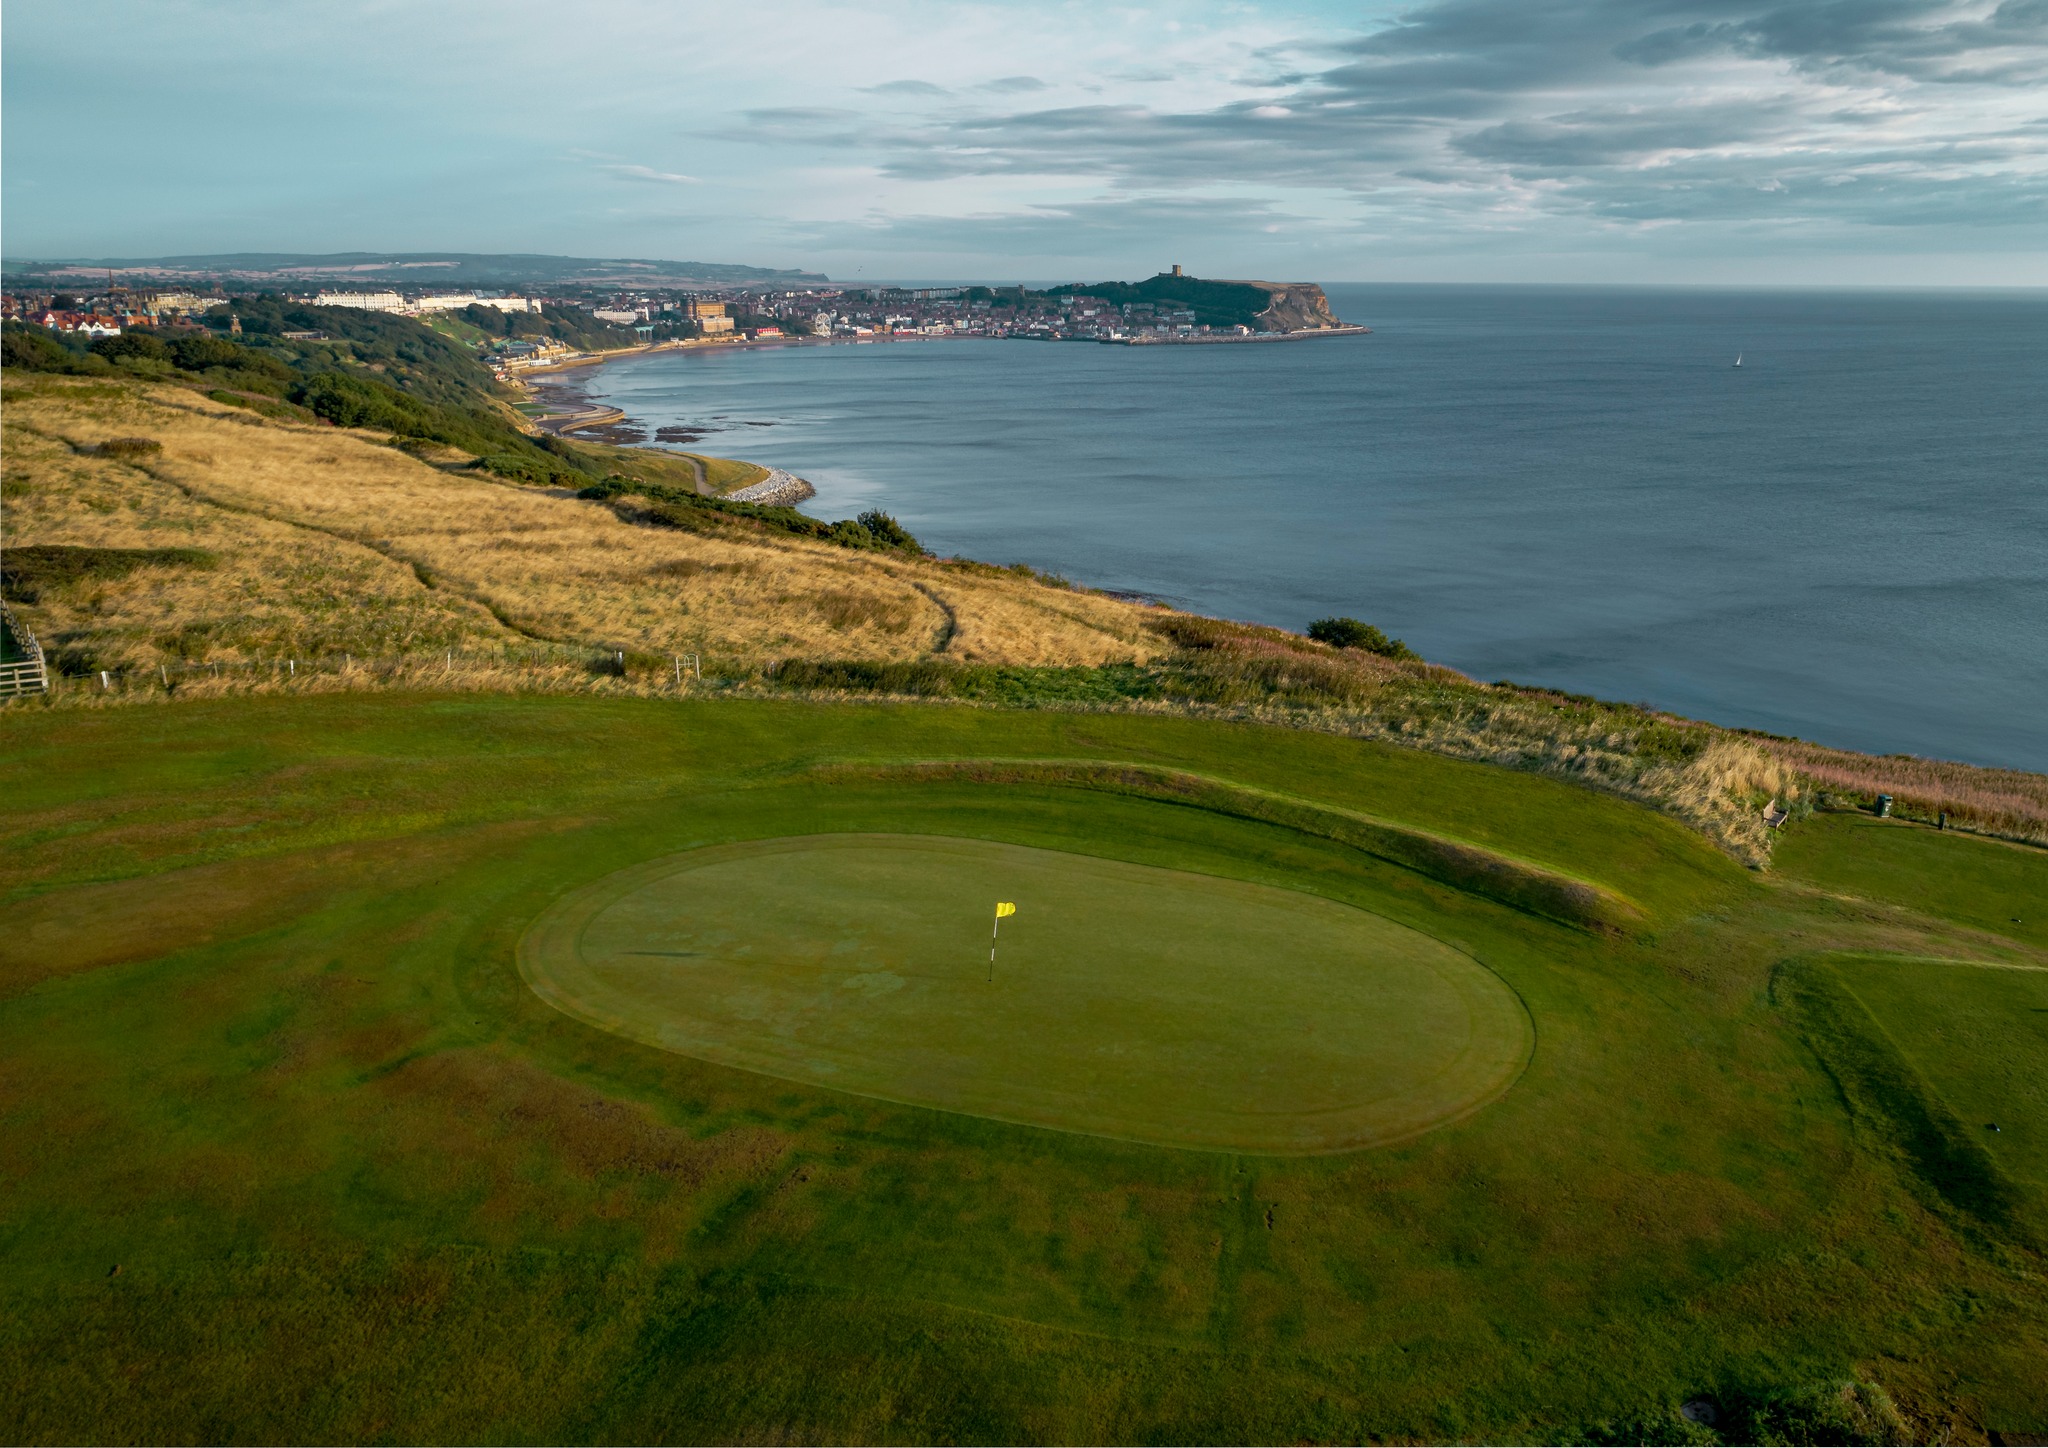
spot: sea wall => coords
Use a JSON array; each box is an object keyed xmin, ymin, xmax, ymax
[{"xmin": 724, "ymin": 468, "xmax": 816, "ymax": 506}]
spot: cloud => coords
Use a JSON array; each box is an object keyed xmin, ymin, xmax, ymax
[
  {"xmin": 601, "ymin": 163, "xmax": 700, "ymax": 185},
  {"xmin": 718, "ymin": 0, "xmax": 2048, "ymax": 242},
  {"xmin": 8, "ymin": 0, "xmax": 2044, "ymax": 275},
  {"xmin": 795, "ymin": 192, "xmax": 1335, "ymax": 258},
  {"xmin": 863, "ymin": 79, "xmax": 949, "ymax": 96}
]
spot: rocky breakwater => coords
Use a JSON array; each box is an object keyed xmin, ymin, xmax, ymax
[{"xmin": 725, "ymin": 468, "xmax": 816, "ymax": 506}]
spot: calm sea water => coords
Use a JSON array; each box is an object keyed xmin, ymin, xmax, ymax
[{"xmin": 583, "ymin": 286, "xmax": 2048, "ymax": 771}]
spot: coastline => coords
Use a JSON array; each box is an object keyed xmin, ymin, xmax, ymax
[{"xmin": 507, "ymin": 321, "xmax": 1370, "ymax": 457}]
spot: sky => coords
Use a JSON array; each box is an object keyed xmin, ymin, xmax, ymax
[{"xmin": 5, "ymin": 0, "xmax": 2046, "ymax": 284}]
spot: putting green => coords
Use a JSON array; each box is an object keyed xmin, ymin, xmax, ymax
[{"xmin": 518, "ymin": 834, "xmax": 1532, "ymax": 1153}]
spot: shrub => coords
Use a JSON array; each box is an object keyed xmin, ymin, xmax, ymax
[
  {"xmin": 290, "ymin": 370, "xmax": 428, "ymax": 432},
  {"xmin": 772, "ymin": 658, "xmax": 960, "ymax": 695},
  {"xmin": 168, "ymin": 334, "xmax": 254, "ymax": 372},
  {"xmin": 91, "ymin": 437, "xmax": 164, "ymax": 460},
  {"xmin": 1727, "ymin": 1379, "xmax": 1910, "ymax": 1446},
  {"xmin": 855, "ymin": 509, "xmax": 921, "ymax": 552},
  {"xmin": 89, "ymin": 333, "xmax": 169, "ymax": 364},
  {"xmin": 480, "ymin": 452, "xmax": 589, "ymax": 487},
  {"xmin": 2, "ymin": 325, "xmax": 94, "ymax": 374},
  {"xmin": 1307, "ymin": 615, "xmax": 1417, "ymax": 660}
]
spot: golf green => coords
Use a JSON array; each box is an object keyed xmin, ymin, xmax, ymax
[{"xmin": 519, "ymin": 833, "xmax": 1532, "ymax": 1153}]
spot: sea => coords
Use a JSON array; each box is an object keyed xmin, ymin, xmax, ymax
[{"xmin": 577, "ymin": 285, "xmax": 2048, "ymax": 772}]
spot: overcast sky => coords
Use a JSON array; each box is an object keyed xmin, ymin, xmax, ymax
[{"xmin": 6, "ymin": 0, "xmax": 2046, "ymax": 283}]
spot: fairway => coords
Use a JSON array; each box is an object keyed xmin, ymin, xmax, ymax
[
  {"xmin": 1832, "ymin": 955, "xmax": 2048, "ymax": 1190},
  {"xmin": 519, "ymin": 833, "xmax": 1532, "ymax": 1153}
]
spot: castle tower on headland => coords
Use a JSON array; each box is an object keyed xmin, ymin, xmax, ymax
[{"xmin": 1171, "ymin": 264, "xmax": 1183, "ymax": 277}]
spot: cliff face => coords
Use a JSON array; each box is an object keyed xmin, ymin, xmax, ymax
[
  {"xmin": 1208, "ymin": 280, "xmax": 1341, "ymax": 331},
  {"xmin": 1249, "ymin": 282, "xmax": 1341, "ymax": 332}
]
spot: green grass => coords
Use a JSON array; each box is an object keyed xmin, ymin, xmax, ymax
[
  {"xmin": 1828, "ymin": 955, "xmax": 2048, "ymax": 1189},
  {"xmin": 2, "ymin": 693, "xmax": 2046, "ymax": 1442},
  {"xmin": 1775, "ymin": 812, "xmax": 2048, "ymax": 949},
  {"xmin": 522, "ymin": 833, "xmax": 1530, "ymax": 1153}
]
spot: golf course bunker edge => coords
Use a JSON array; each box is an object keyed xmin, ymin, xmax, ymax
[{"xmin": 518, "ymin": 834, "xmax": 1533, "ymax": 1154}]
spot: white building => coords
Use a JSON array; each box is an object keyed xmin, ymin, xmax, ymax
[
  {"xmin": 409, "ymin": 294, "xmax": 538, "ymax": 314},
  {"xmin": 146, "ymin": 292, "xmax": 225, "ymax": 314},
  {"xmin": 314, "ymin": 291, "xmax": 405, "ymax": 312}
]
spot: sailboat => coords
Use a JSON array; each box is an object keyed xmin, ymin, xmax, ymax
[{"xmin": 1734, "ymin": 353, "xmax": 1743, "ymax": 368}]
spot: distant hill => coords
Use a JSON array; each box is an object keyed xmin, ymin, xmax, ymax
[{"xmin": 1, "ymin": 252, "xmax": 829, "ymax": 288}]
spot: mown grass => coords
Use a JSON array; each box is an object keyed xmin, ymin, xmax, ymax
[
  {"xmin": 1775, "ymin": 812, "xmax": 2048, "ymax": 950},
  {"xmin": 1828, "ymin": 955, "xmax": 2048, "ymax": 1190},
  {"xmin": 3, "ymin": 693, "xmax": 2046, "ymax": 1442}
]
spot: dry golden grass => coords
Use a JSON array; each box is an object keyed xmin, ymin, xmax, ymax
[
  {"xmin": 1, "ymin": 391, "xmax": 507, "ymax": 672},
  {"xmin": 1, "ymin": 374, "xmax": 1164, "ymax": 672}
]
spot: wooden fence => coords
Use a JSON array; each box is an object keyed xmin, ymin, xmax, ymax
[{"xmin": 0, "ymin": 602, "xmax": 50, "ymax": 698}]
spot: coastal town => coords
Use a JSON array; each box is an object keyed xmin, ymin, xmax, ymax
[{"xmin": 0, "ymin": 264, "xmax": 1363, "ymax": 380}]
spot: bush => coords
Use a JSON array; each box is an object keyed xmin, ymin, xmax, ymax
[
  {"xmin": 89, "ymin": 333, "xmax": 169, "ymax": 364},
  {"xmin": 2, "ymin": 325, "xmax": 93, "ymax": 373},
  {"xmin": 91, "ymin": 437, "xmax": 164, "ymax": 460},
  {"xmin": 772, "ymin": 658, "xmax": 960, "ymax": 695},
  {"xmin": 289, "ymin": 370, "xmax": 429, "ymax": 432},
  {"xmin": 1307, "ymin": 615, "xmax": 1417, "ymax": 660},
  {"xmin": 479, "ymin": 452, "xmax": 590, "ymax": 487},
  {"xmin": 169, "ymin": 334, "xmax": 254, "ymax": 372},
  {"xmin": 1728, "ymin": 1380, "xmax": 1911, "ymax": 1446},
  {"xmin": 855, "ymin": 509, "xmax": 921, "ymax": 552}
]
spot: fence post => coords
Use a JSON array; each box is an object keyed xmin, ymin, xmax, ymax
[
  {"xmin": 100, "ymin": 670, "xmax": 110, "ymax": 690},
  {"xmin": 159, "ymin": 665, "xmax": 169, "ymax": 687},
  {"xmin": 674, "ymin": 656, "xmax": 682, "ymax": 685},
  {"xmin": 289, "ymin": 659, "xmax": 296, "ymax": 677}
]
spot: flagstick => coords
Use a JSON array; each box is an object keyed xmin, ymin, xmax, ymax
[{"xmin": 989, "ymin": 913, "xmax": 999, "ymax": 982}]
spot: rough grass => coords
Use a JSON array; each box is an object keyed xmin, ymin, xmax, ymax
[
  {"xmin": 2, "ymin": 694, "xmax": 2046, "ymax": 1442},
  {"xmin": 1757, "ymin": 735, "xmax": 2048, "ymax": 845},
  {"xmin": 5, "ymin": 369, "xmax": 2040, "ymax": 868},
  {"xmin": 0, "ymin": 373, "xmax": 1164, "ymax": 670}
]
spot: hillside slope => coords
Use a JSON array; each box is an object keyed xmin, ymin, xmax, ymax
[{"xmin": 0, "ymin": 375, "xmax": 1163, "ymax": 672}]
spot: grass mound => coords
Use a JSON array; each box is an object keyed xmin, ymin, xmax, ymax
[{"xmin": 815, "ymin": 759, "xmax": 1644, "ymax": 932}]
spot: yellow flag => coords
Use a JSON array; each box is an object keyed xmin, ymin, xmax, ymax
[{"xmin": 995, "ymin": 901, "xmax": 1016, "ymax": 918}]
